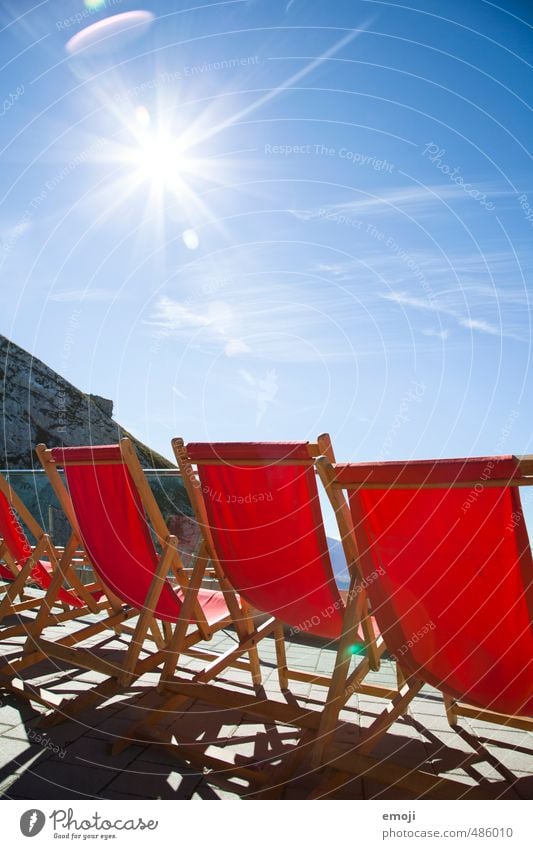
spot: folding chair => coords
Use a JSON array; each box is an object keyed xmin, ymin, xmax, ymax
[
  {"xmin": 164, "ymin": 435, "xmax": 385, "ymax": 681},
  {"xmin": 26, "ymin": 438, "xmax": 262, "ymax": 724},
  {"xmin": 0, "ymin": 471, "xmax": 104, "ymax": 639},
  {"xmin": 121, "ymin": 436, "xmax": 393, "ymax": 756},
  {"xmin": 313, "ymin": 453, "xmax": 533, "ymax": 768}
]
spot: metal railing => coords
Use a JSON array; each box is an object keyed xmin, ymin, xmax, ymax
[{"xmin": 1, "ymin": 468, "xmax": 193, "ymax": 548}]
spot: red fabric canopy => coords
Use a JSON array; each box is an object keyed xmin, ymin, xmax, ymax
[
  {"xmin": 0, "ymin": 488, "xmax": 85, "ymax": 608},
  {"xmin": 51, "ymin": 445, "xmax": 229, "ymax": 624},
  {"xmin": 342, "ymin": 457, "xmax": 533, "ymax": 717},
  {"xmin": 191, "ymin": 442, "xmax": 345, "ymax": 639}
]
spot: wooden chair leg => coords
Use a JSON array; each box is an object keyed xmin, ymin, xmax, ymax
[
  {"xmin": 22, "ymin": 537, "xmax": 77, "ymax": 652},
  {"xmin": 396, "ymin": 663, "xmax": 407, "ymax": 689},
  {"xmin": 240, "ymin": 598, "xmax": 262, "ymax": 686},
  {"xmin": 119, "ymin": 542, "xmax": 176, "ymax": 686},
  {"xmin": 444, "ymin": 694, "xmax": 458, "ymax": 727},
  {"xmin": 311, "ymin": 591, "xmax": 363, "ymax": 767},
  {"xmin": 162, "ymin": 620, "xmax": 173, "ymax": 643},
  {"xmin": 0, "ymin": 557, "xmax": 35, "ymax": 623},
  {"xmin": 160, "ymin": 548, "xmax": 210, "ymax": 684},
  {"xmin": 274, "ymin": 621, "xmax": 289, "ymax": 689},
  {"xmin": 360, "ymin": 597, "xmax": 380, "ymax": 672},
  {"xmin": 148, "ymin": 620, "xmax": 165, "ymax": 649}
]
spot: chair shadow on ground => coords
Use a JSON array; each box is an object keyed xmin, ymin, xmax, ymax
[{"xmin": 3, "ymin": 667, "xmax": 531, "ymax": 801}]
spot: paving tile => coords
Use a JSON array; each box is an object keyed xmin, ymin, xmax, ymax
[
  {"xmin": 0, "ymin": 697, "xmax": 42, "ymax": 727},
  {"xmin": 1, "ymin": 623, "xmax": 531, "ymax": 800},
  {"xmin": 6, "ymin": 760, "xmax": 119, "ymax": 798},
  {"xmin": 192, "ymin": 779, "xmax": 243, "ymax": 799},
  {"xmin": 104, "ymin": 761, "xmax": 203, "ymax": 799},
  {"xmin": 60, "ymin": 734, "xmax": 145, "ymax": 772},
  {"xmin": 0, "ymin": 736, "xmax": 39, "ymax": 770}
]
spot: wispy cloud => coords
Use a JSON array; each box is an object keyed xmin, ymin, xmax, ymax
[
  {"xmin": 290, "ymin": 183, "xmax": 507, "ymax": 223},
  {"xmin": 149, "ymin": 296, "xmax": 233, "ymax": 334},
  {"xmin": 383, "ymin": 291, "xmax": 441, "ymax": 313},
  {"xmin": 422, "ymin": 328, "xmax": 450, "ymax": 340},
  {"xmin": 148, "ymin": 296, "xmax": 250, "ymax": 358},
  {"xmin": 147, "ymin": 292, "xmax": 357, "ymax": 363},
  {"xmin": 382, "ymin": 290, "xmax": 507, "ymax": 338},
  {"xmin": 307, "ymin": 243, "xmax": 530, "ymax": 340},
  {"xmin": 48, "ymin": 288, "xmax": 123, "ymax": 303},
  {"xmin": 459, "ymin": 317, "xmax": 500, "ymax": 336},
  {"xmin": 225, "ymin": 338, "xmax": 251, "ymax": 357}
]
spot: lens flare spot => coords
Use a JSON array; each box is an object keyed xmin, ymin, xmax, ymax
[
  {"xmin": 350, "ymin": 643, "xmax": 366, "ymax": 656},
  {"xmin": 182, "ymin": 229, "xmax": 199, "ymax": 250},
  {"xmin": 134, "ymin": 105, "xmax": 151, "ymax": 127},
  {"xmin": 65, "ymin": 11, "xmax": 154, "ymax": 56}
]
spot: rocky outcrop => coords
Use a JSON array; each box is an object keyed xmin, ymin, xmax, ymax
[{"xmin": 0, "ymin": 334, "xmax": 174, "ymax": 469}]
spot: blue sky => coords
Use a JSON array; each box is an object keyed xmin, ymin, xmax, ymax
[{"xmin": 1, "ymin": 0, "xmax": 532, "ymax": 499}]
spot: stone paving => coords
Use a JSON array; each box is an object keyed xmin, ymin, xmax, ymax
[{"xmin": 0, "ymin": 610, "xmax": 532, "ymax": 800}]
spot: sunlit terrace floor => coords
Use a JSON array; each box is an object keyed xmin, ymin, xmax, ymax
[{"xmin": 1, "ymin": 601, "xmax": 532, "ymax": 800}]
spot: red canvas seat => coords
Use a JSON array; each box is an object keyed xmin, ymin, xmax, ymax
[
  {"xmin": 187, "ymin": 441, "xmax": 345, "ymax": 640},
  {"xmin": 307, "ymin": 452, "xmax": 533, "ymax": 774},
  {"xmin": 126, "ymin": 436, "xmax": 390, "ymax": 776},
  {"xmin": 182, "ymin": 588, "xmax": 233, "ymax": 627},
  {"xmin": 0, "ymin": 485, "xmax": 85, "ymax": 609},
  {"xmin": 156, "ymin": 437, "xmax": 386, "ymax": 697},
  {"xmin": 49, "ymin": 445, "xmax": 231, "ymax": 625},
  {"xmin": 26, "ymin": 438, "xmax": 261, "ymax": 727},
  {"xmin": 335, "ymin": 455, "xmax": 533, "ymax": 718}
]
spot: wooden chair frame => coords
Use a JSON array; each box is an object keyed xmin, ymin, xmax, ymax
[
  {"xmin": 171, "ymin": 433, "xmax": 387, "ymax": 684},
  {"xmin": 0, "ymin": 471, "xmax": 105, "ymax": 641},
  {"xmin": 19, "ymin": 438, "xmax": 264, "ymax": 725},
  {"xmin": 313, "ymin": 452, "xmax": 533, "ymax": 771},
  {"xmin": 115, "ymin": 434, "xmax": 396, "ymax": 757}
]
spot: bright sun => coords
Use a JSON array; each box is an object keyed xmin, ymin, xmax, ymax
[
  {"xmin": 132, "ymin": 130, "xmax": 190, "ymax": 192},
  {"xmin": 103, "ymin": 105, "xmax": 231, "ymax": 230}
]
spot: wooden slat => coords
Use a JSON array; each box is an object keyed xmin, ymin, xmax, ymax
[
  {"xmin": 453, "ymin": 702, "xmax": 533, "ymax": 732},
  {"xmin": 192, "ymin": 459, "xmax": 315, "ymax": 467},
  {"xmin": 335, "ymin": 478, "xmax": 533, "ymax": 490}
]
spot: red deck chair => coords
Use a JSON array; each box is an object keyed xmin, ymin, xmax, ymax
[
  {"xmin": 0, "ymin": 471, "xmax": 103, "ymax": 639},
  {"xmin": 313, "ymin": 453, "xmax": 533, "ymax": 765},
  {"xmin": 29, "ymin": 439, "xmax": 262, "ymax": 723},
  {"xmin": 118, "ymin": 436, "xmax": 398, "ymax": 769},
  {"xmin": 156, "ymin": 436, "xmax": 389, "ymax": 698}
]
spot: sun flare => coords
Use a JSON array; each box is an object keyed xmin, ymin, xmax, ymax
[{"xmin": 131, "ymin": 129, "xmax": 190, "ymax": 191}]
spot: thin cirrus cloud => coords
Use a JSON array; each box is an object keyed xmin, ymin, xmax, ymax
[
  {"xmin": 289, "ymin": 183, "xmax": 509, "ymax": 222},
  {"xmin": 308, "ymin": 244, "xmax": 529, "ymax": 341},
  {"xmin": 422, "ymin": 328, "xmax": 450, "ymax": 340},
  {"xmin": 48, "ymin": 288, "xmax": 124, "ymax": 303},
  {"xmin": 147, "ymin": 295, "xmax": 251, "ymax": 359},
  {"xmin": 382, "ymin": 290, "xmax": 505, "ymax": 338},
  {"xmin": 458, "ymin": 317, "xmax": 502, "ymax": 336},
  {"xmin": 146, "ymin": 293, "xmax": 353, "ymax": 363}
]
